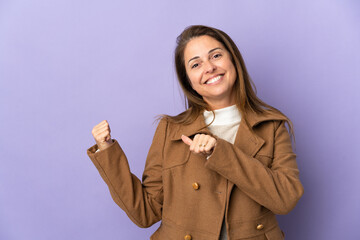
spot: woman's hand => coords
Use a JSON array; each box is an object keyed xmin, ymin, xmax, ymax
[
  {"xmin": 181, "ymin": 134, "xmax": 216, "ymax": 156},
  {"xmin": 92, "ymin": 120, "xmax": 113, "ymax": 151}
]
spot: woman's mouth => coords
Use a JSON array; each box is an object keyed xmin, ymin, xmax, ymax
[{"xmin": 205, "ymin": 75, "xmax": 223, "ymax": 85}]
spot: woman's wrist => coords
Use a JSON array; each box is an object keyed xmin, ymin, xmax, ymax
[{"xmin": 97, "ymin": 139, "xmax": 114, "ymax": 151}]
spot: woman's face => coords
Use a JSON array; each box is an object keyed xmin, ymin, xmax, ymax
[{"xmin": 184, "ymin": 35, "xmax": 237, "ymax": 109}]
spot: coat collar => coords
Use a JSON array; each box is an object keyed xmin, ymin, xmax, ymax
[{"xmin": 170, "ymin": 109, "xmax": 287, "ymax": 157}]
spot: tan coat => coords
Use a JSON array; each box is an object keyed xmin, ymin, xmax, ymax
[{"xmin": 87, "ymin": 110, "xmax": 304, "ymax": 240}]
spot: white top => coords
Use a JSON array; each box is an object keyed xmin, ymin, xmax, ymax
[
  {"xmin": 203, "ymin": 104, "xmax": 241, "ymax": 144},
  {"xmin": 203, "ymin": 104, "xmax": 241, "ymax": 126},
  {"xmin": 203, "ymin": 104, "xmax": 242, "ymax": 240}
]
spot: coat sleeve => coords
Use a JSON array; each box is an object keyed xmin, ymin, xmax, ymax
[
  {"xmin": 87, "ymin": 119, "xmax": 167, "ymax": 228},
  {"xmin": 204, "ymin": 120, "xmax": 304, "ymax": 215}
]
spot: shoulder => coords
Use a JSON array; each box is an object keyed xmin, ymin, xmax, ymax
[
  {"xmin": 246, "ymin": 109, "xmax": 288, "ymax": 129},
  {"xmin": 153, "ymin": 116, "xmax": 181, "ymax": 139},
  {"xmin": 156, "ymin": 111, "xmax": 207, "ymax": 141},
  {"xmin": 246, "ymin": 109, "xmax": 294, "ymax": 145}
]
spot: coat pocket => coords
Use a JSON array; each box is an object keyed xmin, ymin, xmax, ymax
[
  {"xmin": 232, "ymin": 226, "xmax": 284, "ymax": 240},
  {"xmin": 229, "ymin": 211, "xmax": 283, "ymax": 240},
  {"xmin": 265, "ymin": 226, "xmax": 285, "ymax": 240}
]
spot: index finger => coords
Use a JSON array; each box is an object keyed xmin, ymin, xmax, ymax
[{"xmin": 181, "ymin": 135, "xmax": 193, "ymax": 146}]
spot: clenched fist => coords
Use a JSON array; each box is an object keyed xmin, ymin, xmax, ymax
[{"xmin": 92, "ymin": 120, "xmax": 113, "ymax": 151}]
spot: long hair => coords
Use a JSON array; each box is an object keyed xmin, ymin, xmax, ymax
[{"xmin": 161, "ymin": 25, "xmax": 294, "ymax": 138}]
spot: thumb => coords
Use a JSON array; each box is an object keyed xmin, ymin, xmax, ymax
[
  {"xmin": 104, "ymin": 135, "xmax": 112, "ymax": 143},
  {"xmin": 181, "ymin": 135, "xmax": 192, "ymax": 146}
]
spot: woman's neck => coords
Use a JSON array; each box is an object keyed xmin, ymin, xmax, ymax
[{"xmin": 204, "ymin": 97, "xmax": 236, "ymax": 110}]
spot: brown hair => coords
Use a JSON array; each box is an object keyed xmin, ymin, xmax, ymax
[{"xmin": 161, "ymin": 25, "xmax": 294, "ymax": 139}]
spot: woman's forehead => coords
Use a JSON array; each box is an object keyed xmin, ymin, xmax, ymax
[{"xmin": 184, "ymin": 35, "xmax": 225, "ymax": 61}]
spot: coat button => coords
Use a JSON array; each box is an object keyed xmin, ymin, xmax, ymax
[
  {"xmin": 184, "ymin": 234, "xmax": 192, "ymax": 240},
  {"xmin": 256, "ymin": 224, "xmax": 264, "ymax": 230},
  {"xmin": 192, "ymin": 182, "xmax": 200, "ymax": 190}
]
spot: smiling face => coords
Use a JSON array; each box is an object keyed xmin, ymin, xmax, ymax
[{"xmin": 184, "ymin": 35, "xmax": 237, "ymax": 110}]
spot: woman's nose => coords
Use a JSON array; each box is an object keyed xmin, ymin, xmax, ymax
[{"xmin": 204, "ymin": 60, "xmax": 216, "ymax": 73}]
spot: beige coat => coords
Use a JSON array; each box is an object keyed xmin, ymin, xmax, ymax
[{"xmin": 87, "ymin": 110, "xmax": 304, "ymax": 240}]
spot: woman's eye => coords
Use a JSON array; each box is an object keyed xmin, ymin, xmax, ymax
[
  {"xmin": 213, "ymin": 53, "xmax": 222, "ymax": 59},
  {"xmin": 191, "ymin": 63, "xmax": 199, "ymax": 69}
]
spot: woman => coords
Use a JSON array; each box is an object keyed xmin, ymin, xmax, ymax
[{"xmin": 87, "ymin": 25, "xmax": 304, "ymax": 240}]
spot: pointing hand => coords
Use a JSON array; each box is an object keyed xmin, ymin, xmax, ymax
[{"xmin": 181, "ymin": 134, "xmax": 216, "ymax": 156}]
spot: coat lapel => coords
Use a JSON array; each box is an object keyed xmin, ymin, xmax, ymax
[
  {"xmin": 235, "ymin": 109, "xmax": 288, "ymax": 157},
  {"xmin": 233, "ymin": 119, "xmax": 265, "ymax": 158}
]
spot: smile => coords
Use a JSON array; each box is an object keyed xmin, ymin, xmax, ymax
[{"xmin": 205, "ymin": 75, "xmax": 223, "ymax": 85}]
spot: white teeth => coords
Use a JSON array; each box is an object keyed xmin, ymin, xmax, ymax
[{"xmin": 206, "ymin": 75, "xmax": 222, "ymax": 84}]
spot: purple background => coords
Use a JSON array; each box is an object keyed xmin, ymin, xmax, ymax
[{"xmin": 1, "ymin": 0, "xmax": 359, "ymax": 239}]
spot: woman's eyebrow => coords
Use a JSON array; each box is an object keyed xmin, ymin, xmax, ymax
[{"xmin": 187, "ymin": 47, "xmax": 223, "ymax": 65}]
